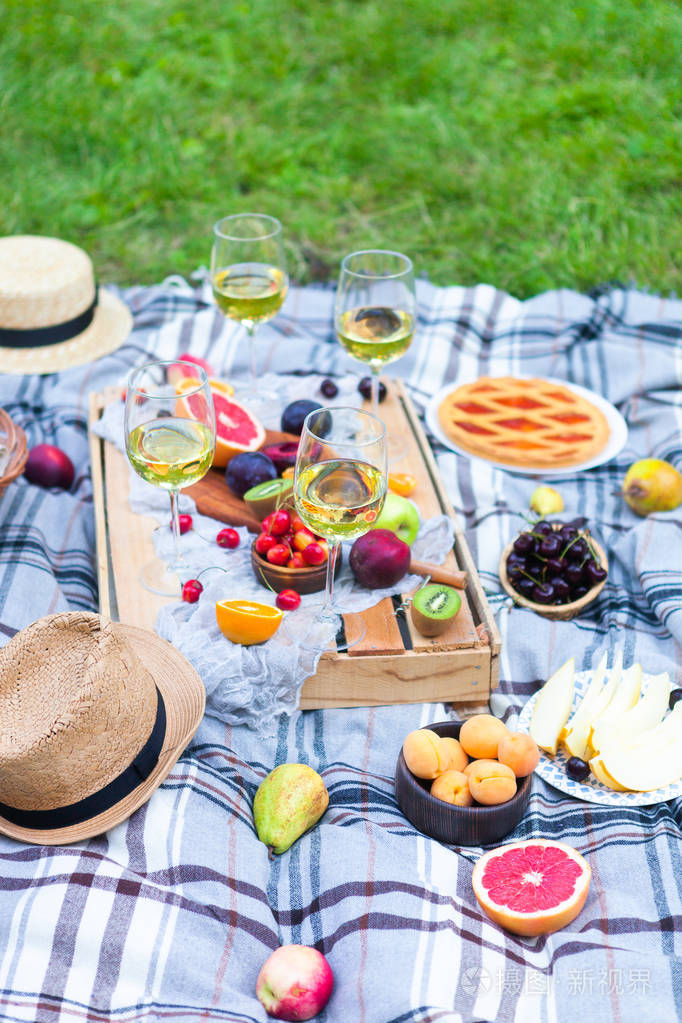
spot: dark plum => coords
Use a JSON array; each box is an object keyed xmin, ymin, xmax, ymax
[
  {"xmin": 566, "ymin": 757, "xmax": 591, "ymax": 782},
  {"xmin": 669, "ymin": 688, "xmax": 682, "ymax": 710},
  {"xmin": 261, "ymin": 441, "xmax": 299, "ymax": 475},
  {"xmin": 225, "ymin": 451, "xmax": 277, "ymax": 497},
  {"xmin": 281, "ymin": 399, "xmax": 323, "ymax": 436}
]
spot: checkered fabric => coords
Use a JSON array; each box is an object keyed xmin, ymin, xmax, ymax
[{"xmin": 0, "ymin": 275, "xmax": 680, "ymax": 1022}]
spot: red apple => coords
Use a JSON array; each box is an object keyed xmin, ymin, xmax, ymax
[
  {"xmin": 348, "ymin": 528, "xmax": 411, "ymax": 588},
  {"xmin": 256, "ymin": 945, "xmax": 333, "ymax": 1021},
  {"xmin": 24, "ymin": 444, "xmax": 75, "ymax": 490}
]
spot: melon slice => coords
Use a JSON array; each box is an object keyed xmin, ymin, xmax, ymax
[
  {"xmin": 598, "ymin": 700, "xmax": 682, "ymax": 791},
  {"xmin": 175, "ymin": 377, "xmax": 265, "ymax": 469},
  {"xmin": 588, "ymin": 755, "xmax": 629, "ymax": 791},
  {"xmin": 529, "ymin": 657, "xmax": 575, "ymax": 755},
  {"xmin": 563, "ymin": 652, "xmax": 610, "ymax": 759},
  {"xmin": 590, "ymin": 661, "xmax": 642, "ymax": 754},
  {"xmin": 595, "ymin": 671, "xmax": 670, "ymax": 755}
]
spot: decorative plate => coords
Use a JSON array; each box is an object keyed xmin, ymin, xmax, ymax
[
  {"xmin": 518, "ymin": 669, "xmax": 682, "ymax": 807},
  {"xmin": 425, "ymin": 377, "xmax": 628, "ymax": 476}
]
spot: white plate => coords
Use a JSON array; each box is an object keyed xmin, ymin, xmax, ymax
[
  {"xmin": 518, "ymin": 670, "xmax": 682, "ymax": 807},
  {"xmin": 425, "ymin": 376, "xmax": 628, "ymax": 476}
]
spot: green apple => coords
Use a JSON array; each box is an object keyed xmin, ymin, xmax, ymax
[{"xmin": 371, "ymin": 492, "xmax": 420, "ymax": 546}]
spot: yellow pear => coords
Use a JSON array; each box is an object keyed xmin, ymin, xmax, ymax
[
  {"xmin": 529, "ymin": 485, "xmax": 564, "ymax": 516},
  {"xmin": 622, "ymin": 459, "xmax": 682, "ymax": 516}
]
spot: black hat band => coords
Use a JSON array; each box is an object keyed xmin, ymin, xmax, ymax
[{"xmin": 0, "ymin": 287, "xmax": 98, "ymax": 349}]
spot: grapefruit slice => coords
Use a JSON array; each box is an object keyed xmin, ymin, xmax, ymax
[
  {"xmin": 175, "ymin": 377, "xmax": 265, "ymax": 469},
  {"xmin": 471, "ymin": 839, "xmax": 591, "ymax": 937}
]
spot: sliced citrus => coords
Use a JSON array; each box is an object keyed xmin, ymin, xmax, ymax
[
  {"xmin": 472, "ymin": 839, "xmax": 591, "ymax": 937},
  {"xmin": 388, "ymin": 472, "xmax": 418, "ymax": 497},
  {"xmin": 215, "ymin": 599, "xmax": 283, "ymax": 645},
  {"xmin": 176, "ymin": 379, "xmax": 265, "ymax": 469}
]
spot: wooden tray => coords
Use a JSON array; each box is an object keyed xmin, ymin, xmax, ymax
[{"xmin": 88, "ymin": 380, "xmax": 500, "ymax": 710}]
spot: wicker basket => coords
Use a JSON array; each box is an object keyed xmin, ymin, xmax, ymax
[
  {"xmin": 0, "ymin": 408, "xmax": 28, "ymax": 500},
  {"xmin": 498, "ymin": 527, "xmax": 608, "ymax": 621}
]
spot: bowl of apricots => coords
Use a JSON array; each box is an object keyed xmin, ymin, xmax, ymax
[{"xmin": 394, "ymin": 714, "xmax": 539, "ymax": 846}]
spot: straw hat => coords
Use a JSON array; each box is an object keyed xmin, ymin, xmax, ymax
[
  {"xmin": 0, "ymin": 612, "xmax": 205, "ymax": 845},
  {"xmin": 0, "ymin": 235, "xmax": 132, "ymax": 375}
]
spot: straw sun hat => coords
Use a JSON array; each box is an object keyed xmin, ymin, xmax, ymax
[
  {"xmin": 0, "ymin": 235, "xmax": 132, "ymax": 374},
  {"xmin": 0, "ymin": 612, "xmax": 205, "ymax": 845}
]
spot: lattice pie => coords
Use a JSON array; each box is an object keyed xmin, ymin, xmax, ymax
[{"xmin": 437, "ymin": 377, "xmax": 611, "ymax": 468}]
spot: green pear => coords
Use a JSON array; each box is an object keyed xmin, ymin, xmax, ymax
[
  {"xmin": 253, "ymin": 763, "xmax": 329, "ymax": 857},
  {"xmin": 622, "ymin": 458, "xmax": 682, "ymax": 516}
]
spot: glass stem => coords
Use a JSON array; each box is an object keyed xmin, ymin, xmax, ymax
[
  {"xmin": 370, "ymin": 367, "xmax": 381, "ymax": 417},
  {"xmin": 246, "ymin": 323, "xmax": 258, "ymax": 385},
  {"xmin": 168, "ymin": 488, "xmax": 183, "ymax": 572},
  {"xmin": 320, "ymin": 542, "xmax": 340, "ymax": 620}
]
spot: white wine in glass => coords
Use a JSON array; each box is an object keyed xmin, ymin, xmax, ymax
[
  {"xmin": 210, "ymin": 213, "xmax": 288, "ymax": 403},
  {"xmin": 292, "ymin": 406, "xmax": 387, "ymax": 651},
  {"xmin": 334, "ymin": 249, "xmax": 416, "ymax": 416},
  {"xmin": 124, "ymin": 360, "xmax": 216, "ymax": 597}
]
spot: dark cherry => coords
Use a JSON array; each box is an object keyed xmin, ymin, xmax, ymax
[
  {"xmin": 566, "ymin": 757, "xmax": 591, "ymax": 782},
  {"xmin": 533, "ymin": 521, "xmax": 554, "ymax": 537},
  {"xmin": 571, "ymin": 584, "xmax": 590, "ymax": 600},
  {"xmin": 539, "ymin": 534, "xmax": 562, "ymax": 558},
  {"xmin": 549, "ymin": 577, "xmax": 571, "ymax": 603},
  {"xmin": 513, "ymin": 532, "xmax": 534, "ymax": 554},
  {"xmin": 545, "ymin": 556, "xmax": 566, "ymax": 577},
  {"xmin": 564, "ymin": 562, "xmax": 585, "ymax": 587},
  {"xmin": 531, "ymin": 582, "xmax": 555, "ymax": 604},
  {"xmin": 668, "ymin": 688, "xmax": 682, "ymax": 710},
  {"xmin": 566, "ymin": 537, "xmax": 589, "ymax": 562},
  {"xmin": 514, "ymin": 577, "xmax": 536, "ymax": 597},
  {"xmin": 320, "ymin": 378, "xmax": 338, "ymax": 398},
  {"xmin": 584, "ymin": 561, "xmax": 608, "ymax": 586},
  {"xmin": 558, "ymin": 524, "xmax": 578, "ymax": 543},
  {"xmin": 358, "ymin": 376, "xmax": 386, "ymax": 402}
]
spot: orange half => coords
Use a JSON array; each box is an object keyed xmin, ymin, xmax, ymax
[
  {"xmin": 215, "ymin": 600, "xmax": 283, "ymax": 645},
  {"xmin": 388, "ymin": 472, "xmax": 418, "ymax": 497}
]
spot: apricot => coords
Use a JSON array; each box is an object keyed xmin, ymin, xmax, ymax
[
  {"xmin": 439, "ymin": 736, "xmax": 469, "ymax": 774},
  {"xmin": 497, "ymin": 731, "xmax": 540, "ymax": 778},
  {"xmin": 430, "ymin": 770, "xmax": 473, "ymax": 807},
  {"xmin": 402, "ymin": 729, "xmax": 447, "ymax": 780},
  {"xmin": 459, "ymin": 714, "xmax": 509, "ymax": 760},
  {"xmin": 467, "ymin": 760, "xmax": 517, "ymax": 806},
  {"xmin": 463, "ymin": 758, "xmax": 497, "ymax": 778}
]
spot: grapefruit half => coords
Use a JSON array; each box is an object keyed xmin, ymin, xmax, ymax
[
  {"xmin": 175, "ymin": 377, "xmax": 265, "ymax": 469},
  {"xmin": 471, "ymin": 839, "xmax": 591, "ymax": 937}
]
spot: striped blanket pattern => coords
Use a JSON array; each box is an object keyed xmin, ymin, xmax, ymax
[{"xmin": 0, "ymin": 276, "xmax": 680, "ymax": 1022}]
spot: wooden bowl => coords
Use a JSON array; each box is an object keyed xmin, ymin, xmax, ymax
[
  {"xmin": 0, "ymin": 408, "xmax": 28, "ymax": 502},
  {"xmin": 395, "ymin": 721, "xmax": 532, "ymax": 847},
  {"xmin": 498, "ymin": 526, "xmax": 608, "ymax": 621},
  {"xmin": 250, "ymin": 540, "xmax": 342, "ymax": 595}
]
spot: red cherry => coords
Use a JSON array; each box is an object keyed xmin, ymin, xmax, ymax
[
  {"xmin": 216, "ymin": 527, "xmax": 239, "ymax": 549},
  {"xmin": 178, "ymin": 514, "xmax": 193, "ymax": 534},
  {"xmin": 287, "ymin": 552, "xmax": 307, "ymax": 569},
  {"xmin": 266, "ymin": 543, "xmax": 291, "ymax": 566},
  {"xmin": 290, "ymin": 514, "xmax": 307, "ymax": 533},
  {"xmin": 255, "ymin": 532, "xmax": 277, "ymax": 556},
  {"xmin": 269, "ymin": 509, "xmax": 291, "ymax": 536},
  {"xmin": 302, "ymin": 542, "xmax": 327, "ymax": 566},
  {"xmin": 182, "ymin": 579, "xmax": 203, "ymax": 603},
  {"xmin": 293, "ymin": 528, "xmax": 315, "ymax": 552},
  {"xmin": 276, "ymin": 589, "xmax": 302, "ymax": 611},
  {"xmin": 261, "ymin": 511, "xmax": 276, "ymax": 534}
]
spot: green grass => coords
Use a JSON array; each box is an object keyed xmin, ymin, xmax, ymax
[{"xmin": 2, "ymin": 0, "xmax": 680, "ymax": 296}]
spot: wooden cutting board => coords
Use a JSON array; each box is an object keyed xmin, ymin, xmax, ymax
[{"xmin": 185, "ymin": 429, "xmax": 299, "ymax": 532}]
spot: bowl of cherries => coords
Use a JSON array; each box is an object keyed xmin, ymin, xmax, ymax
[{"xmin": 499, "ymin": 519, "xmax": 608, "ymax": 620}]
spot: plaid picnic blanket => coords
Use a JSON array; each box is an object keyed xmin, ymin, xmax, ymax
[{"xmin": 0, "ymin": 275, "xmax": 681, "ymax": 1023}]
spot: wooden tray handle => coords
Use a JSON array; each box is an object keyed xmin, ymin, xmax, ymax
[{"xmin": 409, "ymin": 559, "xmax": 468, "ymax": 590}]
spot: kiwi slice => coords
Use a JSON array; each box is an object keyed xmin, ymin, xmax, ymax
[
  {"xmin": 410, "ymin": 583, "xmax": 461, "ymax": 637},
  {"xmin": 243, "ymin": 477, "xmax": 293, "ymax": 519}
]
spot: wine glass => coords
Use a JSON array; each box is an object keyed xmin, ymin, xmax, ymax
[
  {"xmin": 124, "ymin": 360, "xmax": 216, "ymax": 597},
  {"xmin": 292, "ymin": 406, "xmax": 387, "ymax": 651},
  {"xmin": 210, "ymin": 213, "xmax": 288, "ymax": 406},
  {"xmin": 334, "ymin": 250, "xmax": 416, "ymax": 459}
]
